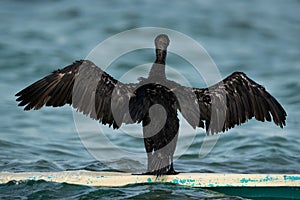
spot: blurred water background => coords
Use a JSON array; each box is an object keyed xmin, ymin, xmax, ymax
[{"xmin": 0, "ymin": 0, "xmax": 299, "ymax": 199}]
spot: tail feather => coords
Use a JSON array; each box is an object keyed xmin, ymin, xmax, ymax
[{"xmin": 148, "ymin": 152, "xmax": 170, "ymax": 176}]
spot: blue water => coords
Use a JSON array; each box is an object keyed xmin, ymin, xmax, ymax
[{"xmin": 1, "ymin": 0, "xmax": 299, "ymax": 199}]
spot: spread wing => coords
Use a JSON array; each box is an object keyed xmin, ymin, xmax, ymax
[
  {"xmin": 15, "ymin": 60, "xmax": 136, "ymax": 129},
  {"xmin": 180, "ymin": 72, "xmax": 287, "ymax": 134}
]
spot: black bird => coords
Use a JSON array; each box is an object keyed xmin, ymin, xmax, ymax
[{"xmin": 16, "ymin": 34, "xmax": 286, "ymax": 176}]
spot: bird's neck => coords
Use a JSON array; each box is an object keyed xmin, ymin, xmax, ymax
[{"xmin": 148, "ymin": 49, "xmax": 167, "ymax": 80}]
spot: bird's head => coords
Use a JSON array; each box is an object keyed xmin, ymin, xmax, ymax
[{"xmin": 155, "ymin": 34, "xmax": 170, "ymax": 51}]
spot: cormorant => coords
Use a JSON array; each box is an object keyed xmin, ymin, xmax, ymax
[{"xmin": 16, "ymin": 34, "xmax": 286, "ymax": 176}]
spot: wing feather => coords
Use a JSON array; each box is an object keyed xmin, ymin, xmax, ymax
[
  {"xmin": 16, "ymin": 60, "xmax": 136, "ymax": 129},
  {"xmin": 181, "ymin": 72, "xmax": 286, "ymax": 134}
]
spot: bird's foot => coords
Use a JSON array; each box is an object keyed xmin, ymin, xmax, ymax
[
  {"xmin": 132, "ymin": 172, "xmax": 155, "ymax": 176},
  {"xmin": 132, "ymin": 169, "xmax": 179, "ymax": 176},
  {"xmin": 166, "ymin": 168, "xmax": 180, "ymax": 175}
]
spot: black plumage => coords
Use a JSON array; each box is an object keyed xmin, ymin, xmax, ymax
[{"xmin": 16, "ymin": 34, "xmax": 287, "ymax": 176}]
